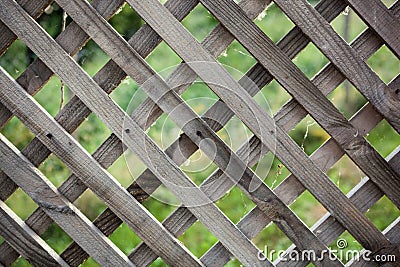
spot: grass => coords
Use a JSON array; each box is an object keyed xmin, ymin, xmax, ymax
[{"xmin": 0, "ymin": 1, "xmax": 399, "ymax": 266}]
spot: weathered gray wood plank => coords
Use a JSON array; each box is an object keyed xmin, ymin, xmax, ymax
[
  {"xmin": 345, "ymin": 0, "xmax": 400, "ymax": 58},
  {"xmin": 0, "ymin": 1, "xmax": 264, "ymax": 265},
  {"xmin": 0, "ymin": 0, "xmax": 124, "ymax": 130},
  {"xmin": 0, "ymin": 199, "xmax": 67, "ymax": 267},
  {"xmin": 0, "ymin": 0, "xmax": 51, "ymax": 55},
  {"xmin": 52, "ymin": 1, "xmax": 342, "ymax": 266},
  {"xmin": 0, "ymin": 134, "xmax": 133, "ymax": 266},
  {"xmin": 348, "ymin": 216, "xmax": 400, "ymax": 266},
  {"xmin": 125, "ymin": 0, "xmax": 392, "ymax": 253},
  {"xmin": 199, "ymin": 0, "xmax": 400, "ymax": 209},
  {"xmin": 273, "ymin": 0, "xmax": 400, "ymax": 132}
]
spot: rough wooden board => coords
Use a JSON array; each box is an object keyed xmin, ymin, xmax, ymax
[
  {"xmin": 0, "ymin": 1, "xmax": 265, "ymax": 265},
  {"xmin": 0, "ymin": 0, "xmax": 51, "ymax": 55},
  {"xmin": 273, "ymin": 0, "xmax": 400, "ymax": 132},
  {"xmin": 199, "ymin": 0, "xmax": 400, "ymax": 213},
  {"xmin": 345, "ymin": 0, "xmax": 400, "ymax": 58},
  {"xmin": 349, "ymin": 216, "xmax": 400, "ymax": 267},
  {"xmin": 0, "ymin": 0, "xmax": 125, "ymax": 130},
  {"xmin": 0, "ymin": 199, "xmax": 67, "ymax": 267},
  {"xmin": 51, "ymin": 1, "xmax": 343, "ymax": 266},
  {"xmin": 125, "ymin": 0, "xmax": 391, "ymax": 252},
  {"xmin": 0, "ymin": 134, "xmax": 133, "ymax": 266}
]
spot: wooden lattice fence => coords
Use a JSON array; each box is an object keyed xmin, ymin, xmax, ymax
[{"xmin": 0, "ymin": 0, "xmax": 399, "ymax": 266}]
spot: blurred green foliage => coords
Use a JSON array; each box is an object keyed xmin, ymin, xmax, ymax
[{"xmin": 0, "ymin": 1, "xmax": 399, "ymax": 266}]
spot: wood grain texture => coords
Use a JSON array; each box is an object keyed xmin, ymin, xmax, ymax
[
  {"xmin": 0, "ymin": 1, "xmax": 263, "ymax": 265},
  {"xmin": 0, "ymin": 199, "xmax": 67, "ymax": 267},
  {"xmin": 126, "ymin": 0, "xmax": 392, "ymax": 253},
  {"xmin": 0, "ymin": 0, "xmax": 200, "ymax": 264},
  {"xmin": 0, "ymin": 0, "xmax": 51, "ymax": 55},
  {"xmin": 0, "ymin": 134, "xmax": 133, "ymax": 266},
  {"xmin": 199, "ymin": 0, "xmax": 400, "ymax": 210},
  {"xmin": 0, "ymin": 0, "xmax": 124, "ymax": 130},
  {"xmin": 273, "ymin": 0, "xmax": 400, "ymax": 132},
  {"xmin": 345, "ymin": 0, "xmax": 400, "ymax": 58},
  {"xmin": 349, "ymin": 216, "xmax": 400, "ymax": 267},
  {"xmin": 52, "ymin": 0, "xmax": 342, "ymax": 266}
]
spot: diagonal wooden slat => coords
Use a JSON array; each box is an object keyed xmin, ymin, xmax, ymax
[
  {"xmin": 0, "ymin": 0, "xmax": 51, "ymax": 55},
  {"xmin": 0, "ymin": 134, "xmax": 133, "ymax": 266},
  {"xmin": 198, "ymin": 0, "xmax": 400, "ymax": 211},
  {"xmin": 0, "ymin": 199, "xmax": 67, "ymax": 267},
  {"xmin": 273, "ymin": 0, "xmax": 400, "ymax": 132},
  {"xmin": 0, "ymin": 1, "xmax": 268, "ymax": 265},
  {"xmin": 0, "ymin": 0, "xmax": 125, "ymax": 130},
  {"xmin": 348, "ymin": 216, "xmax": 400, "ymax": 266},
  {"xmin": 0, "ymin": 0, "xmax": 198, "ymax": 203},
  {"xmin": 2, "ymin": 0, "xmax": 396, "ymax": 266},
  {"xmin": 0, "ymin": 66, "xmax": 202, "ymax": 266},
  {"xmin": 344, "ymin": 0, "xmax": 400, "ymax": 58},
  {"xmin": 52, "ymin": 1, "xmax": 342, "ymax": 266},
  {"xmin": 275, "ymin": 146, "xmax": 400, "ymax": 267},
  {"xmin": 133, "ymin": 73, "xmax": 399, "ymax": 266},
  {"xmin": 123, "ymin": 0, "xmax": 393, "ymax": 253}
]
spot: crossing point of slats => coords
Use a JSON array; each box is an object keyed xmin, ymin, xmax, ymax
[{"xmin": 0, "ymin": 0, "xmax": 399, "ymax": 266}]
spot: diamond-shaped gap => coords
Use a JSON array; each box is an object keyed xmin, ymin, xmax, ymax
[
  {"xmin": 38, "ymin": 154, "xmax": 71, "ymax": 188},
  {"xmin": 181, "ymin": 2, "xmax": 219, "ymax": 42},
  {"xmin": 150, "ymin": 258, "xmax": 168, "ymax": 267},
  {"xmin": 307, "ymin": 0, "xmax": 320, "ymax": 7},
  {"xmin": 10, "ymin": 257, "xmax": 31, "ymax": 267},
  {"xmin": 327, "ymin": 80, "xmax": 368, "ymax": 120},
  {"xmin": 145, "ymin": 41, "xmax": 182, "ymax": 77},
  {"xmin": 215, "ymin": 186, "xmax": 256, "ymax": 224},
  {"xmin": 292, "ymin": 42, "xmax": 330, "ymax": 79},
  {"xmin": 289, "ymin": 115, "xmax": 330, "ymax": 156},
  {"xmin": 32, "ymin": 76, "xmax": 65, "ymax": 117},
  {"xmin": 39, "ymin": 2, "xmax": 69, "ymax": 38},
  {"xmin": 110, "ymin": 76, "xmax": 140, "ymax": 112},
  {"xmin": 329, "ymin": 231, "xmax": 362, "ymax": 264},
  {"xmin": 330, "ymin": 6, "xmax": 368, "ymax": 44},
  {"xmin": 181, "ymin": 80, "xmax": 219, "ymax": 116},
  {"xmin": 0, "ymin": 39, "xmax": 32, "ymax": 78},
  {"xmin": 76, "ymin": 39, "xmax": 111, "ymax": 77},
  {"xmin": 261, "ymin": 155, "xmax": 291, "ymax": 190},
  {"xmin": 253, "ymin": 222, "xmax": 292, "ymax": 262},
  {"xmin": 109, "ymin": 222, "xmax": 142, "ymax": 255},
  {"xmin": 108, "ymin": 154, "xmax": 135, "ymax": 189},
  {"xmin": 290, "ymin": 190, "xmax": 328, "ymax": 228},
  {"xmin": 367, "ymin": 45, "xmax": 400, "ymax": 84},
  {"xmin": 109, "ymin": 3, "xmax": 144, "ymax": 41},
  {"xmin": 74, "ymin": 188, "xmax": 107, "ymax": 222},
  {"xmin": 80, "ymin": 257, "xmax": 100, "ymax": 267},
  {"xmin": 217, "ymin": 115, "xmax": 252, "ymax": 151},
  {"xmin": 382, "ymin": 0, "xmax": 397, "ymax": 7},
  {"xmin": 1, "ymin": 117, "xmax": 35, "ymax": 150},
  {"xmin": 326, "ymin": 155, "xmax": 365, "ymax": 195},
  {"xmin": 217, "ymin": 40, "xmax": 257, "ymax": 79},
  {"xmin": 4, "ymin": 188, "xmax": 38, "ymax": 221},
  {"xmin": 366, "ymin": 119, "xmax": 400, "ymax": 158},
  {"xmin": 142, "ymin": 194, "xmax": 179, "ymax": 222},
  {"xmin": 72, "ymin": 112, "xmax": 112, "ymax": 155},
  {"xmin": 226, "ymin": 258, "xmax": 245, "ymax": 267},
  {"xmin": 254, "ymin": 2, "xmax": 295, "ymax": 43},
  {"xmin": 365, "ymin": 195, "xmax": 400, "ymax": 231},
  {"xmin": 40, "ymin": 222, "xmax": 73, "ymax": 255},
  {"xmin": 257, "ymin": 79, "xmax": 292, "ymax": 115},
  {"xmin": 178, "ymin": 220, "xmax": 218, "ymax": 258},
  {"xmin": 146, "ymin": 111, "xmax": 181, "ymax": 150}
]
